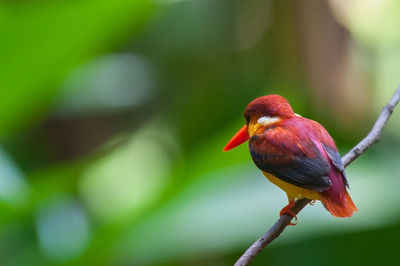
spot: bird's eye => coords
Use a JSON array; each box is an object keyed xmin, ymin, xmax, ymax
[{"xmin": 245, "ymin": 114, "xmax": 250, "ymax": 124}]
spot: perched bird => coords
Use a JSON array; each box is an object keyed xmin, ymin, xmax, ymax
[{"xmin": 224, "ymin": 95, "xmax": 356, "ymax": 223}]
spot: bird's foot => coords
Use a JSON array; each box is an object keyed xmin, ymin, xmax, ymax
[
  {"xmin": 309, "ymin": 200, "xmax": 316, "ymax": 206},
  {"xmin": 279, "ymin": 200, "xmax": 297, "ymax": 226}
]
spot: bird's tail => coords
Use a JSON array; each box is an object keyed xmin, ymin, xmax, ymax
[{"xmin": 321, "ymin": 191, "xmax": 357, "ymax": 218}]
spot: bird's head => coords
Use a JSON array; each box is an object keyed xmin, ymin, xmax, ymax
[{"xmin": 224, "ymin": 95, "xmax": 295, "ymax": 151}]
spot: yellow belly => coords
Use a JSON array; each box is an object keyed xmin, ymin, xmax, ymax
[{"xmin": 262, "ymin": 171, "xmax": 321, "ymax": 200}]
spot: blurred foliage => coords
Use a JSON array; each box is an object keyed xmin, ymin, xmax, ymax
[{"xmin": 0, "ymin": 0, "xmax": 400, "ymax": 265}]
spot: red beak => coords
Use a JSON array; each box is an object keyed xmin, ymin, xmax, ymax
[{"xmin": 223, "ymin": 125, "xmax": 250, "ymax": 151}]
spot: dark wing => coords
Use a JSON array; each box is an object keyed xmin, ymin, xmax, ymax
[
  {"xmin": 249, "ymin": 125, "xmax": 332, "ymax": 192},
  {"xmin": 323, "ymin": 144, "xmax": 349, "ymax": 188}
]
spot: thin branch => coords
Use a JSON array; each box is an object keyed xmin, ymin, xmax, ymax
[
  {"xmin": 234, "ymin": 85, "xmax": 400, "ymax": 266},
  {"xmin": 342, "ymin": 87, "xmax": 400, "ymax": 166}
]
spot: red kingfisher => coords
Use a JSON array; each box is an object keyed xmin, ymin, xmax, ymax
[{"xmin": 224, "ymin": 95, "xmax": 357, "ymax": 223}]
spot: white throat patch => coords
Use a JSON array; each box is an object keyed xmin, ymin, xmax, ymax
[{"xmin": 257, "ymin": 116, "xmax": 281, "ymax": 126}]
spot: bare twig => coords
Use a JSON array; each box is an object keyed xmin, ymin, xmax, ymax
[
  {"xmin": 234, "ymin": 86, "xmax": 400, "ymax": 266},
  {"xmin": 342, "ymin": 87, "xmax": 400, "ymax": 166}
]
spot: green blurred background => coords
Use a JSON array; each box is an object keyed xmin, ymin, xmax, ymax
[{"xmin": 0, "ymin": 0, "xmax": 400, "ymax": 265}]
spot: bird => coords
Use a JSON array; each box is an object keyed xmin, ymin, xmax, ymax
[{"xmin": 224, "ymin": 95, "xmax": 357, "ymax": 223}]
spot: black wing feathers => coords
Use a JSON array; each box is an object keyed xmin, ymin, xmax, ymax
[
  {"xmin": 323, "ymin": 144, "xmax": 349, "ymax": 188},
  {"xmin": 250, "ymin": 138, "xmax": 332, "ymax": 192}
]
